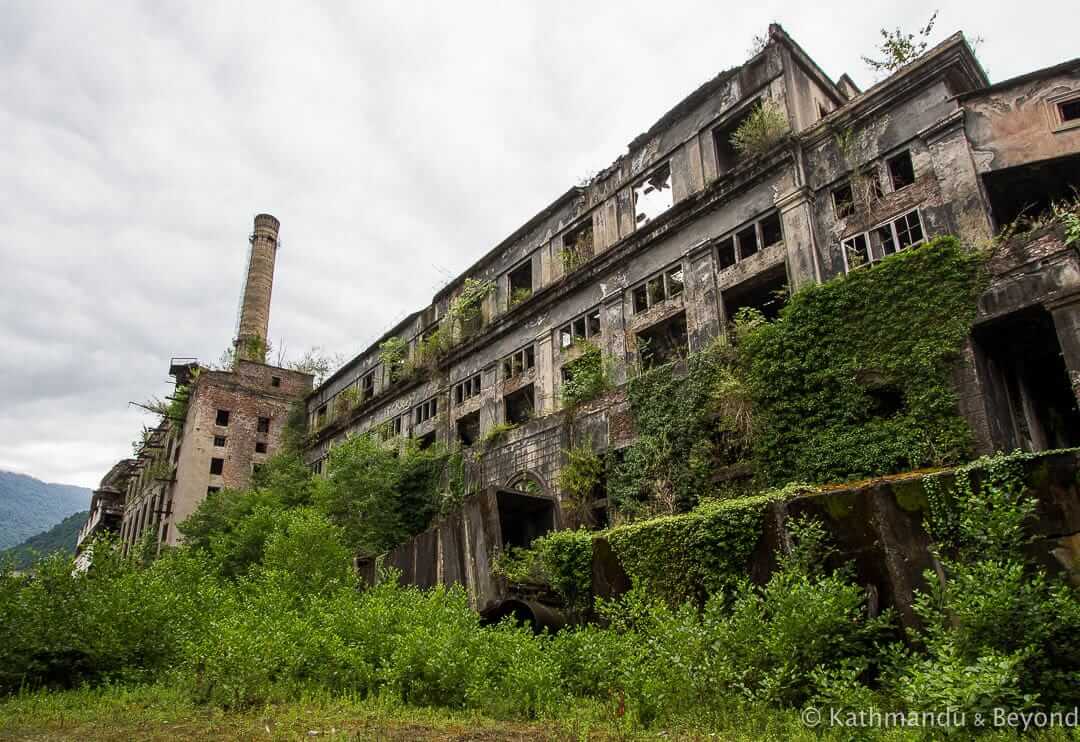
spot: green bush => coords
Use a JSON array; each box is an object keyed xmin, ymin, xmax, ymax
[{"xmin": 559, "ymin": 342, "xmax": 611, "ymax": 409}]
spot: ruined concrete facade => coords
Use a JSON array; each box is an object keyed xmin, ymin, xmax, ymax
[
  {"xmin": 303, "ymin": 27, "xmax": 1080, "ymax": 528},
  {"xmin": 78, "ymin": 215, "xmax": 312, "ymax": 557}
]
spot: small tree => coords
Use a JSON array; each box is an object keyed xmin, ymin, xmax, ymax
[{"xmin": 862, "ymin": 11, "xmax": 938, "ymax": 75}]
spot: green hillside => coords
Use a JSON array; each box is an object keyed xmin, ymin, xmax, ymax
[
  {"xmin": 0, "ymin": 471, "xmax": 91, "ymax": 550},
  {"xmin": 1, "ymin": 511, "xmax": 89, "ymax": 569}
]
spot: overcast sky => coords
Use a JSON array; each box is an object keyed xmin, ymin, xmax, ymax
[{"xmin": 1, "ymin": 1, "xmax": 1075, "ymax": 487}]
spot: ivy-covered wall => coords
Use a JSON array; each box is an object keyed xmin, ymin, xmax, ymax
[{"xmin": 742, "ymin": 236, "xmax": 985, "ymax": 485}]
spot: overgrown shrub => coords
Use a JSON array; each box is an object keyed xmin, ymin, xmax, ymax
[
  {"xmin": 559, "ymin": 342, "xmax": 612, "ymax": 409},
  {"xmin": 730, "ymin": 99, "xmax": 789, "ymax": 158}
]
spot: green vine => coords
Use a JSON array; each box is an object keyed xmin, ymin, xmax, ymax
[{"xmin": 560, "ymin": 342, "xmax": 612, "ymax": 409}]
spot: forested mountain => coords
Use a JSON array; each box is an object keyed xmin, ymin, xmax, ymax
[{"xmin": 0, "ymin": 471, "xmax": 91, "ymax": 550}]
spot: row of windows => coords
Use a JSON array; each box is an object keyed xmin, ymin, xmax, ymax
[
  {"xmin": 841, "ymin": 209, "xmax": 925, "ymax": 271},
  {"xmin": 212, "ymin": 435, "xmax": 267, "ymax": 454},
  {"xmin": 215, "ymin": 409, "xmax": 271, "ymax": 434},
  {"xmin": 717, "ymin": 211, "xmax": 783, "ymax": 270},
  {"xmin": 558, "ymin": 308, "xmax": 602, "ymax": 349},
  {"xmin": 453, "ymin": 374, "xmax": 482, "ymax": 405},
  {"xmin": 632, "ymin": 264, "xmax": 684, "ymax": 314},
  {"xmin": 831, "ymin": 149, "xmax": 915, "ymax": 220}
]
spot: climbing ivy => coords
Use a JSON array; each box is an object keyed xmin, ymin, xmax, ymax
[
  {"xmin": 556, "ymin": 445, "xmax": 604, "ymax": 523},
  {"xmin": 741, "ymin": 236, "xmax": 985, "ymax": 486},
  {"xmin": 609, "ymin": 337, "xmax": 754, "ymax": 517},
  {"xmin": 559, "ymin": 341, "xmax": 612, "ymax": 409}
]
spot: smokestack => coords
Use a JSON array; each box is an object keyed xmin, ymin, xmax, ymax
[{"xmin": 234, "ymin": 213, "xmax": 279, "ymax": 363}]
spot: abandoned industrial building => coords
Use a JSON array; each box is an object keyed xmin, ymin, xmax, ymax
[
  {"xmin": 297, "ymin": 26, "xmax": 1080, "ymax": 613},
  {"xmin": 77, "ymin": 214, "xmax": 313, "ymax": 560},
  {"xmin": 76, "ymin": 23, "xmax": 1080, "ymax": 620}
]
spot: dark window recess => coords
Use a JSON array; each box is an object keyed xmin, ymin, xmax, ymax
[
  {"xmin": 253, "ymin": 463, "xmax": 263, "ymax": 476},
  {"xmin": 761, "ymin": 212, "xmax": 783, "ymax": 247},
  {"xmin": 723, "ymin": 263, "xmax": 789, "ymax": 321},
  {"xmin": 505, "ymin": 384, "xmax": 536, "ymax": 425},
  {"xmin": 311, "ymin": 459, "xmax": 324, "ymax": 476},
  {"xmin": 414, "ymin": 397, "xmax": 438, "ymax": 425},
  {"xmin": 456, "ymin": 411, "xmax": 481, "ymax": 447},
  {"xmin": 736, "ymin": 224, "xmax": 758, "ymax": 259},
  {"xmin": 560, "ymin": 308, "xmax": 602, "ymax": 349},
  {"xmin": 981, "ymin": 152, "xmax": 1080, "ymax": 227},
  {"xmin": 887, "ymin": 150, "xmax": 915, "ymax": 190},
  {"xmin": 636, "ymin": 312, "xmax": 689, "ymax": 369},
  {"xmin": 209, "ymin": 458, "xmax": 224, "ymax": 475},
  {"xmin": 833, "ymin": 182, "xmax": 855, "ymax": 219},
  {"xmin": 714, "ymin": 105, "xmax": 755, "ymax": 174},
  {"xmin": 215, "ymin": 409, "xmax": 230, "ymax": 426},
  {"xmin": 508, "ymin": 260, "xmax": 533, "ymax": 305},
  {"xmin": 213, "ymin": 435, "xmax": 226, "ymax": 447},
  {"xmin": 1061, "ymin": 99, "xmax": 1080, "ymax": 122},
  {"xmin": 255, "ymin": 441, "xmax": 268, "ymax": 454},
  {"xmin": 270, "ymin": 376, "xmax": 281, "ymax": 387},
  {"xmin": 632, "ymin": 161, "xmax": 674, "ymax": 227},
  {"xmin": 562, "ymin": 219, "xmax": 594, "ymax": 269},
  {"xmin": 316, "ymin": 405, "xmax": 327, "ymax": 425},
  {"xmin": 361, "ymin": 372, "xmax": 375, "ymax": 401},
  {"xmin": 502, "ymin": 345, "xmax": 535, "ymax": 380},
  {"xmin": 207, "ymin": 486, "xmax": 221, "ymax": 496},
  {"xmin": 257, "ymin": 416, "xmax": 270, "ymax": 434},
  {"xmin": 630, "ymin": 263, "xmax": 685, "ymax": 314},
  {"xmin": 417, "ymin": 431, "xmax": 437, "ymax": 450},
  {"xmin": 718, "ymin": 238, "xmax": 737, "ymax": 269},
  {"xmin": 454, "ymin": 374, "xmax": 482, "ymax": 405}
]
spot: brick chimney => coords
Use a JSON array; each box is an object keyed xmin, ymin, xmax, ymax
[{"xmin": 234, "ymin": 213, "xmax": 279, "ymax": 363}]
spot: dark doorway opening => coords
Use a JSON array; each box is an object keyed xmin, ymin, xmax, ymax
[
  {"xmin": 456, "ymin": 411, "xmax": 480, "ymax": 447},
  {"xmin": 973, "ymin": 307, "xmax": 1080, "ymax": 451},
  {"xmin": 496, "ymin": 488, "xmax": 556, "ymax": 549}
]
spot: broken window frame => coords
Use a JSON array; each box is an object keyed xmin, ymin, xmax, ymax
[
  {"xmin": 715, "ymin": 211, "xmax": 784, "ymax": 274},
  {"xmin": 841, "ymin": 208, "xmax": 926, "ymax": 273},
  {"xmin": 629, "ymin": 261, "xmax": 686, "ymax": 315},
  {"xmin": 414, "ymin": 396, "xmax": 439, "ymax": 426},
  {"xmin": 360, "ymin": 370, "xmax": 376, "ymax": 402},
  {"xmin": 632, "ymin": 161, "xmax": 674, "ymax": 228},
  {"xmin": 558, "ymin": 306, "xmax": 603, "ymax": 349},
  {"xmin": 507, "ymin": 259, "xmax": 533, "ymax": 307},
  {"xmin": 455, "ymin": 410, "xmax": 481, "ymax": 447},
  {"xmin": 379, "ymin": 414, "xmax": 404, "ymax": 441},
  {"xmin": 560, "ymin": 217, "xmax": 595, "ymax": 273},
  {"xmin": 636, "ymin": 311, "xmax": 689, "ymax": 369},
  {"xmin": 1058, "ymin": 97, "xmax": 1080, "ymax": 125},
  {"xmin": 886, "ymin": 149, "xmax": 916, "ymax": 192},
  {"xmin": 832, "ymin": 181, "xmax": 856, "ymax": 220},
  {"xmin": 453, "ymin": 373, "xmax": 482, "ymax": 405},
  {"xmin": 501, "ymin": 344, "xmax": 536, "ymax": 381}
]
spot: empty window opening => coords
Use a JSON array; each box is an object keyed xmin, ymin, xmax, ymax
[
  {"xmin": 1061, "ymin": 98, "xmax": 1080, "ymax": 123},
  {"xmin": 833, "ymin": 182, "xmax": 855, "ymax": 219},
  {"xmin": 207, "ymin": 486, "xmax": 221, "ymax": 496},
  {"xmin": 456, "ymin": 410, "xmax": 481, "ymax": 447},
  {"xmin": 856, "ymin": 165, "xmax": 884, "ymax": 204},
  {"xmin": 559, "ymin": 308, "xmax": 604, "ymax": 350},
  {"xmin": 887, "ymin": 150, "xmax": 915, "ymax": 191},
  {"xmin": 508, "ymin": 260, "xmax": 533, "ymax": 307},
  {"xmin": 561, "ymin": 218, "xmax": 594, "ymax": 271},
  {"xmin": 973, "ymin": 307, "xmax": 1080, "ymax": 452},
  {"xmin": 497, "ymin": 488, "xmax": 555, "ymax": 550},
  {"xmin": 270, "ymin": 376, "xmax": 281, "ymax": 387},
  {"xmin": 842, "ymin": 209, "xmax": 925, "ymax": 271},
  {"xmin": 359, "ymin": 371, "xmax": 374, "ymax": 401},
  {"xmin": 636, "ymin": 312, "xmax": 689, "ymax": 369},
  {"xmin": 315, "ymin": 405, "xmax": 327, "ymax": 427},
  {"xmin": 632, "ymin": 161, "xmax": 674, "ymax": 227},
  {"xmin": 718, "ymin": 238, "xmax": 737, "ymax": 269},
  {"xmin": 417, "ymin": 430, "xmax": 437, "ymax": 450},
  {"xmin": 255, "ymin": 441, "xmax": 268, "ymax": 454},
  {"xmin": 981, "ymin": 152, "xmax": 1080, "ymax": 227},
  {"xmin": 454, "ymin": 374, "xmax": 482, "ymax": 405},
  {"xmin": 760, "ymin": 212, "xmax": 783, "ymax": 248},
  {"xmin": 505, "ymin": 384, "xmax": 536, "ymax": 425},
  {"xmin": 502, "ymin": 345, "xmax": 536, "ymax": 380},
  {"xmin": 414, "ymin": 397, "xmax": 438, "ymax": 426},
  {"xmin": 215, "ymin": 409, "xmax": 230, "ymax": 426},
  {"xmin": 209, "ymin": 458, "xmax": 224, "ymax": 475},
  {"xmin": 213, "ymin": 435, "xmax": 226, "ymax": 447},
  {"xmin": 257, "ymin": 416, "xmax": 270, "ymax": 434},
  {"xmin": 630, "ymin": 262, "xmax": 685, "ymax": 315},
  {"xmin": 723, "ymin": 263, "xmax": 789, "ymax": 321},
  {"xmin": 736, "ymin": 224, "xmax": 758, "ymax": 259},
  {"xmin": 714, "ymin": 106, "xmax": 755, "ymax": 174},
  {"xmin": 380, "ymin": 415, "xmax": 404, "ymax": 441}
]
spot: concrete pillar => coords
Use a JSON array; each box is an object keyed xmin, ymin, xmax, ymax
[
  {"xmin": 235, "ymin": 213, "xmax": 280, "ymax": 362},
  {"xmin": 536, "ymin": 333, "xmax": 556, "ymax": 416},
  {"xmin": 601, "ymin": 293, "xmax": 628, "ymax": 385},
  {"xmin": 1049, "ymin": 294, "xmax": 1080, "ymax": 408},
  {"xmin": 775, "ymin": 186, "xmax": 821, "ymax": 289},
  {"xmin": 684, "ymin": 247, "xmax": 722, "ymax": 351}
]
